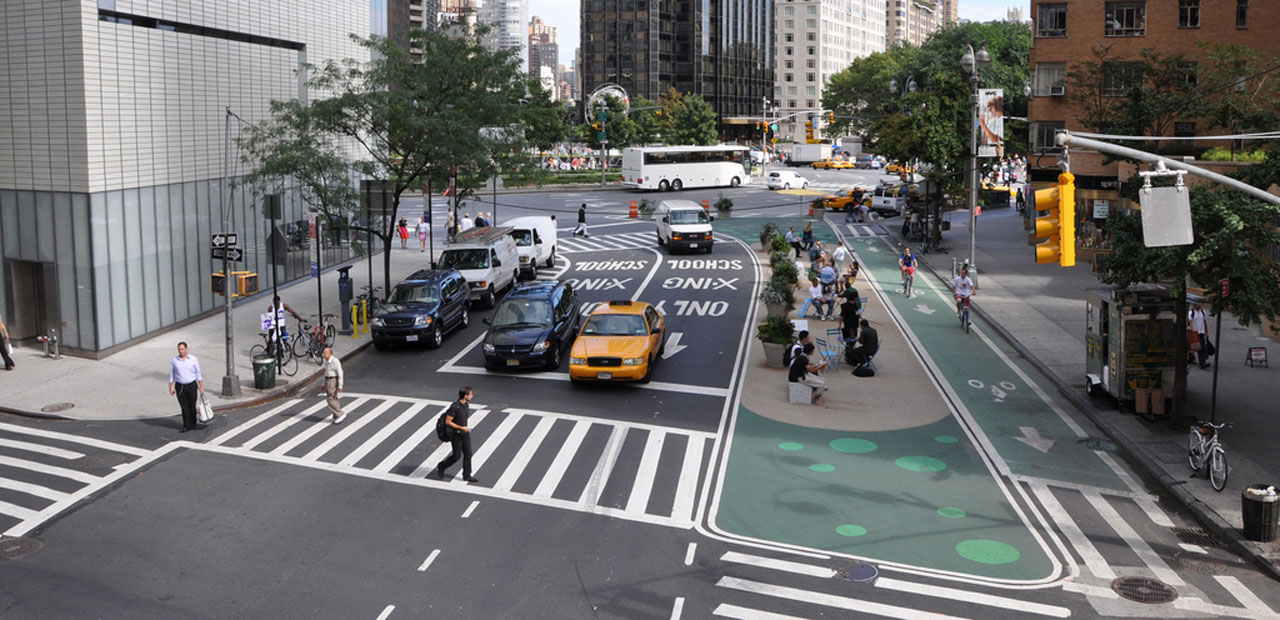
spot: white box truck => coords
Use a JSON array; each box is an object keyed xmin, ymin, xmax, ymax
[{"xmin": 789, "ymin": 143, "xmax": 832, "ymax": 166}]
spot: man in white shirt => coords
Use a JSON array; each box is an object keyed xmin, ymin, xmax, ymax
[
  {"xmin": 952, "ymin": 267, "xmax": 975, "ymax": 320},
  {"xmin": 460, "ymin": 213, "xmax": 475, "ymax": 232},
  {"xmin": 808, "ymin": 279, "xmax": 835, "ymax": 320},
  {"xmin": 322, "ymin": 347, "xmax": 346, "ymax": 424},
  {"xmin": 1189, "ymin": 303, "xmax": 1210, "ymax": 369}
]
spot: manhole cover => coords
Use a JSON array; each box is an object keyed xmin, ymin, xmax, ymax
[
  {"xmin": 1172, "ymin": 527, "xmax": 1222, "ymax": 548},
  {"xmin": 1111, "ymin": 576, "xmax": 1177, "ymax": 604},
  {"xmin": 40, "ymin": 402, "xmax": 75, "ymax": 413},
  {"xmin": 67, "ymin": 453, "xmax": 129, "ymax": 470},
  {"xmin": 0, "ymin": 537, "xmax": 43, "ymax": 560},
  {"xmin": 1078, "ymin": 437, "xmax": 1118, "ymax": 452},
  {"xmin": 833, "ymin": 562, "xmax": 879, "ymax": 582}
]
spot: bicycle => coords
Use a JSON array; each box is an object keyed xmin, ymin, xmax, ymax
[
  {"xmin": 249, "ymin": 330, "xmax": 298, "ymax": 377},
  {"xmin": 293, "ymin": 314, "xmax": 338, "ymax": 365},
  {"xmin": 901, "ymin": 266, "xmax": 914, "ymax": 298},
  {"xmin": 1188, "ymin": 421, "xmax": 1228, "ymax": 492},
  {"xmin": 956, "ymin": 295, "xmax": 971, "ymax": 333},
  {"xmin": 356, "ymin": 285, "xmax": 383, "ymax": 316}
]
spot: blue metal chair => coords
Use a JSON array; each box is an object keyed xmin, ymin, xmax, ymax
[{"xmin": 814, "ymin": 337, "xmax": 842, "ymax": 372}]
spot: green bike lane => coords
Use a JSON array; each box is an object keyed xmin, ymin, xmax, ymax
[{"xmin": 705, "ymin": 219, "xmax": 1129, "ymax": 585}]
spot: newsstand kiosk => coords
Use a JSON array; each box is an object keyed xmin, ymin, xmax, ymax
[{"xmin": 1084, "ymin": 285, "xmax": 1180, "ymax": 419}]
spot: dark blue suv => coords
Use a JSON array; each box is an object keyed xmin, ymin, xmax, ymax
[
  {"xmin": 482, "ymin": 280, "xmax": 579, "ymax": 370},
  {"xmin": 371, "ymin": 269, "xmax": 470, "ymax": 350}
]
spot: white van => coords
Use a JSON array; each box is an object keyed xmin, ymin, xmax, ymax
[
  {"xmin": 439, "ymin": 226, "xmax": 520, "ymax": 308},
  {"xmin": 871, "ymin": 184, "xmax": 918, "ymax": 217},
  {"xmin": 766, "ymin": 170, "xmax": 808, "ymax": 190},
  {"xmin": 656, "ymin": 199, "xmax": 715, "ymax": 253},
  {"xmin": 502, "ymin": 215, "xmax": 558, "ymax": 279}
]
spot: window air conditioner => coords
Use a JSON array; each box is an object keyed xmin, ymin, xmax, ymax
[{"xmin": 1049, "ymin": 85, "xmax": 1066, "ymax": 96}]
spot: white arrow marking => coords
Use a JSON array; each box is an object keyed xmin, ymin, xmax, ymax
[
  {"xmin": 867, "ymin": 246, "xmax": 881, "ymax": 253},
  {"xmin": 914, "ymin": 304, "xmax": 935, "ymax": 315},
  {"xmin": 661, "ymin": 332, "xmax": 687, "ymax": 360},
  {"xmin": 1015, "ymin": 427, "xmax": 1055, "ymax": 453}
]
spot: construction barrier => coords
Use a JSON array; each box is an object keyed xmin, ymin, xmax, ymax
[
  {"xmin": 701, "ymin": 199, "xmax": 710, "ymax": 213},
  {"xmin": 629, "ymin": 200, "xmax": 638, "ymax": 218}
]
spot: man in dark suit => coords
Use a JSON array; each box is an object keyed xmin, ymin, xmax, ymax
[
  {"xmin": 436, "ymin": 386, "xmax": 480, "ymax": 483},
  {"xmin": 848, "ymin": 319, "xmax": 878, "ymax": 370}
]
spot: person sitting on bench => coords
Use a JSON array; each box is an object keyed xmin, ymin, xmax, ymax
[
  {"xmin": 847, "ymin": 319, "xmax": 878, "ymax": 369},
  {"xmin": 789, "ymin": 343, "xmax": 828, "ymax": 406}
]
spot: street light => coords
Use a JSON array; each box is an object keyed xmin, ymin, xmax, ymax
[{"xmin": 962, "ymin": 43, "xmax": 991, "ymax": 275}]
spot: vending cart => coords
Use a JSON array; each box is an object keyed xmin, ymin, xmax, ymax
[{"xmin": 1084, "ymin": 285, "xmax": 1180, "ymax": 417}]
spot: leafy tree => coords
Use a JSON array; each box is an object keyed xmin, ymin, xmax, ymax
[
  {"xmin": 823, "ymin": 46, "xmax": 916, "ymax": 138},
  {"xmin": 659, "ymin": 88, "xmax": 719, "ymax": 145},
  {"xmin": 240, "ymin": 29, "xmax": 558, "ymax": 292},
  {"xmin": 629, "ymin": 96, "xmax": 665, "ymax": 145},
  {"xmin": 580, "ymin": 95, "xmax": 636, "ymax": 150}
]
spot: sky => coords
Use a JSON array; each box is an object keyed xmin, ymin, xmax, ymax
[{"xmin": 529, "ymin": 0, "xmax": 1024, "ymax": 67}]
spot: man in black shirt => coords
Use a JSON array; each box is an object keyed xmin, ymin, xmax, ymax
[
  {"xmin": 789, "ymin": 343, "xmax": 828, "ymax": 405},
  {"xmin": 436, "ymin": 386, "xmax": 480, "ymax": 483},
  {"xmin": 785, "ymin": 330, "xmax": 811, "ymax": 368},
  {"xmin": 848, "ymin": 319, "xmax": 878, "ymax": 370},
  {"xmin": 837, "ymin": 295, "xmax": 861, "ymax": 341}
]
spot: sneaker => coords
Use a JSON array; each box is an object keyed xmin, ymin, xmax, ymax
[
  {"xmin": 463, "ymin": 476, "xmax": 480, "ymax": 483},
  {"xmin": 434, "ymin": 465, "xmax": 446, "ymax": 479},
  {"xmin": 333, "ymin": 413, "xmax": 347, "ymax": 424}
]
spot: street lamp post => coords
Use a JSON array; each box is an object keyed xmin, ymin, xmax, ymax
[{"xmin": 961, "ymin": 43, "xmax": 991, "ymax": 275}]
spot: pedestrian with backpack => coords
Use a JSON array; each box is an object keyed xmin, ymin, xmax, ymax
[{"xmin": 435, "ymin": 386, "xmax": 479, "ymax": 483}]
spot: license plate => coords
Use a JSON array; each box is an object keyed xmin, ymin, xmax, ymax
[
  {"xmin": 596, "ymin": 372, "xmax": 612, "ymax": 380},
  {"xmin": 689, "ymin": 243, "xmax": 698, "ymax": 248},
  {"xmin": 506, "ymin": 359, "xmax": 520, "ymax": 366},
  {"xmin": 405, "ymin": 335, "xmax": 418, "ymax": 342}
]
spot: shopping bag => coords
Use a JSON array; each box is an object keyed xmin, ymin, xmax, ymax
[{"xmin": 197, "ymin": 393, "xmax": 214, "ymax": 423}]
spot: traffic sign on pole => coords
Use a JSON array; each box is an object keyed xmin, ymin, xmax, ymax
[
  {"xmin": 212, "ymin": 247, "xmax": 244, "ymax": 262},
  {"xmin": 212, "ymin": 232, "xmax": 238, "ymax": 248}
]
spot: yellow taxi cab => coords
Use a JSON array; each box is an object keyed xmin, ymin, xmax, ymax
[
  {"xmin": 568, "ymin": 300, "xmax": 666, "ymax": 384},
  {"xmin": 821, "ymin": 187, "xmax": 870, "ymax": 212},
  {"xmin": 981, "ymin": 179, "xmax": 1017, "ymax": 196},
  {"xmin": 886, "ymin": 162, "xmax": 912, "ymax": 174}
]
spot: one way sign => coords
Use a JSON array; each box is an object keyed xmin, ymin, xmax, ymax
[
  {"xmin": 212, "ymin": 247, "xmax": 244, "ymax": 262},
  {"xmin": 211, "ymin": 232, "xmax": 238, "ymax": 248}
]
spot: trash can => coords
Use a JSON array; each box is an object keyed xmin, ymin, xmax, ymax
[
  {"xmin": 1241, "ymin": 484, "xmax": 1279, "ymax": 542},
  {"xmin": 252, "ymin": 355, "xmax": 277, "ymax": 390}
]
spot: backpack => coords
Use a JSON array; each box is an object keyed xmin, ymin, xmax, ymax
[
  {"xmin": 783, "ymin": 343, "xmax": 797, "ymax": 368},
  {"xmin": 852, "ymin": 363, "xmax": 876, "ymax": 378},
  {"xmin": 435, "ymin": 412, "xmax": 453, "ymax": 442}
]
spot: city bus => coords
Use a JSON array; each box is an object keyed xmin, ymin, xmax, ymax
[{"xmin": 621, "ymin": 145, "xmax": 751, "ymax": 191}]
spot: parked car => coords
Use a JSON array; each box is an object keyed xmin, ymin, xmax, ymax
[
  {"xmin": 568, "ymin": 300, "xmax": 667, "ymax": 384},
  {"xmin": 656, "ymin": 199, "xmax": 715, "ymax": 253},
  {"xmin": 482, "ymin": 280, "xmax": 580, "ymax": 371},
  {"xmin": 854, "ymin": 155, "xmax": 880, "ymax": 169},
  {"xmin": 870, "ymin": 183, "xmax": 921, "ymax": 217},
  {"xmin": 371, "ymin": 269, "xmax": 470, "ymax": 350},
  {"xmin": 811, "ymin": 158, "xmax": 853, "ymax": 170},
  {"xmin": 821, "ymin": 187, "xmax": 871, "ymax": 212},
  {"xmin": 766, "ymin": 170, "xmax": 809, "ymax": 190},
  {"xmin": 439, "ymin": 227, "xmax": 520, "ymax": 308}
]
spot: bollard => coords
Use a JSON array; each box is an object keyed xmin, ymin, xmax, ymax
[
  {"xmin": 808, "ymin": 204, "xmax": 814, "ymax": 217},
  {"xmin": 701, "ymin": 199, "xmax": 710, "ymax": 213},
  {"xmin": 629, "ymin": 200, "xmax": 638, "ymax": 218},
  {"xmin": 361, "ymin": 299, "xmax": 368, "ymax": 335}
]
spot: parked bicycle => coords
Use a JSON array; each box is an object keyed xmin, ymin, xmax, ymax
[
  {"xmin": 356, "ymin": 285, "xmax": 383, "ymax": 316},
  {"xmin": 293, "ymin": 314, "xmax": 338, "ymax": 365},
  {"xmin": 250, "ymin": 330, "xmax": 298, "ymax": 377},
  {"xmin": 1188, "ymin": 421, "xmax": 1228, "ymax": 492}
]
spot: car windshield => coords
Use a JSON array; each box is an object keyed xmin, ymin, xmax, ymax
[
  {"xmin": 580, "ymin": 314, "xmax": 648, "ymax": 336},
  {"xmin": 492, "ymin": 299, "xmax": 552, "ymax": 327},
  {"xmin": 508, "ymin": 230, "xmax": 533, "ymax": 247},
  {"xmin": 439, "ymin": 249, "xmax": 489, "ymax": 270},
  {"xmin": 670, "ymin": 210, "xmax": 709, "ymax": 225},
  {"xmin": 386, "ymin": 283, "xmax": 440, "ymax": 304}
]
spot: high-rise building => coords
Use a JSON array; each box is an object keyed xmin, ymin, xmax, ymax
[
  {"xmin": 0, "ymin": 0, "xmax": 370, "ymax": 355},
  {"xmin": 558, "ymin": 63, "xmax": 576, "ymax": 101},
  {"xmin": 529, "ymin": 16, "xmax": 559, "ymax": 92},
  {"xmin": 389, "ymin": 0, "xmax": 442, "ymax": 58},
  {"xmin": 479, "ymin": 0, "xmax": 528, "ymax": 70},
  {"xmin": 580, "ymin": 0, "xmax": 773, "ymax": 136},
  {"xmin": 773, "ymin": 0, "xmax": 886, "ymax": 143},
  {"xmin": 938, "ymin": 0, "xmax": 959, "ymax": 25},
  {"xmin": 1006, "ymin": 7, "xmax": 1025, "ymax": 23},
  {"xmin": 886, "ymin": 0, "xmax": 943, "ymax": 47}
]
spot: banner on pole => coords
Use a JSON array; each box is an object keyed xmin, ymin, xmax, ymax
[{"xmin": 978, "ymin": 88, "xmax": 1004, "ymax": 157}]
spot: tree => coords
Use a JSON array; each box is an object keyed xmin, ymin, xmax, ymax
[
  {"xmin": 823, "ymin": 45, "xmax": 916, "ymax": 138},
  {"xmin": 240, "ymin": 29, "xmax": 559, "ymax": 292},
  {"xmin": 658, "ymin": 88, "xmax": 719, "ymax": 145}
]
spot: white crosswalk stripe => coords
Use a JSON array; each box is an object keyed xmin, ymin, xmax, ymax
[
  {"xmin": 559, "ymin": 230, "xmax": 733, "ymax": 255},
  {"xmin": 0, "ymin": 423, "xmax": 147, "ymax": 536},
  {"xmin": 843, "ymin": 224, "xmax": 887, "ymax": 237},
  {"xmin": 210, "ymin": 393, "xmax": 715, "ymax": 527}
]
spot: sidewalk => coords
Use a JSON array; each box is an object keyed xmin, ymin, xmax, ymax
[
  {"xmin": 913, "ymin": 206, "xmax": 1280, "ymax": 579},
  {"xmin": 0, "ymin": 244, "xmax": 435, "ymax": 422}
]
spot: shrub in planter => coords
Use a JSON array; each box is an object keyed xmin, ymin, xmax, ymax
[
  {"xmin": 770, "ymin": 235, "xmax": 790, "ymax": 254},
  {"xmin": 769, "ymin": 250, "xmax": 790, "ymax": 267},
  {"xmin": 715, "ymin": 192, "xmax": 734, "ymax": 212},
  {"xmin": 810, "ymin": 197, "xmax": 827, "ymax": 211},
  {"xmin": 760, "ymin": 279, "xmax": 795, "ymax": 309},
  {"xmin": 756, "ymin": 313, "xmax": 795, "ymax": 345},
  {"xmin": 771, "ymin": 259, "xmax": 798, "ymax": 285},
  {"xmin": 638, "ymin": 197, "xmax": 656, "ymax": 214}
]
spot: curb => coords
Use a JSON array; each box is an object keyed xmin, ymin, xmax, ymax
[
  {"xmin": 0, "ymin": 404, "xmax": 75, "ymax": 422},
  {"xmin": 907, "ymin": 233, "xmax": 1280, "ymax": 582},
  {"xmin": 211, "ymin": 341, "xmax": 374, "ymax": 413}
]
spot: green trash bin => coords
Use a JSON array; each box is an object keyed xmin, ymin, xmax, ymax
[
  {"xmin": 253, "ymin": 355, "xmax": 277, "ymax": 390},
  {"xmin": 1242, "ymin": 484, "xmax": 1279, "ymax": 542}
]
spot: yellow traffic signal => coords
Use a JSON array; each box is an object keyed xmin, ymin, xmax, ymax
[
  {"xmin": 805, "ymin": 121, "xmax": 814, "ymax": 140},
  {"xmin": 827, "ymin": 112, "xmax": 835, "ymax": 123},
  {"xmin": 1033, "ymin": 172, "xmax": 1076, "ymax": 267},
  {"xmin": 591, "ymin": 122, "xmax": 602, "ymax": 131}
]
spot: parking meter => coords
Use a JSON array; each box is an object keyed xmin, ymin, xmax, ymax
[{"xmin": 337, "ymin": 266, "xmax": 354, "ymax": 335}]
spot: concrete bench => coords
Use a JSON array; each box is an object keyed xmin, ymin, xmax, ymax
[{"xmin": 788, "ymin": 382, "xmax": 814, "ymax": 405}]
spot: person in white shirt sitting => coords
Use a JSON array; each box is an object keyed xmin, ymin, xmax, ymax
[{"xmin": 808, "ymin": 279, "xmax": 835, "ymax": 320}]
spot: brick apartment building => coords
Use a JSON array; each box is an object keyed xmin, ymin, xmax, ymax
[{"xmin": 1027, "ymin": 0, "xmax": 1279, "ymax": 261}]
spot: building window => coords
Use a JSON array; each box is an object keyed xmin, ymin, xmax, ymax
[
  {"xmin": 1102, "ymin": 61, "xmax": 1144, "ymax": 96},
  {"xmin": 806, "ymin": 88, "xmax": 816, "ymax": 97},
  {"xmin": 785, "ymin": 60, "xmax": 794, "ymax": 69},
  {"xmin": 807, "ymin": 5, "xmax": 816, "ymax": 14},
  {"xmin": 785, "ymin": 19, "xmax": 794, "ymax": 28},
  {"xmin": 1105, "ymin": 2, "xmax": 1146, "ymax": 37},
  {"xmin": 786, "ymin": 73, "xmax": 794, "ymax": 82},
  {"xmin": 788, "ymin": 100, "xmax": 796, "ymax": 108},
  {"xmin": 1033, "ymin": 62, "xmax": 1067, "ymax": 96},
  {"xmin": 1178, "ymin": 0, "xmax": 1199, "ymax": 28},
  {"xmin": 787, "ymin": 86, "xmax": 796, "ymax": 95},
  {"xmin": 1174, "ymin": 122, "xmax": 1196, "ymax": 137},
  {"xmin": 784, "ymin": 6, "xmax": 794, "ymax": 15},
  {"xmin": 806, "ymin": 32, "xmax": 816, "ymax": 41},
  {"xmin": 806, "ymin": 59, "xmax": 816, "ymax": 68},
  {"xmin": 807, "ymin": 46, "xmax": 815, "ymax": 55},
  {"xmin": 1031, "ymin": 121, "xmax": 1066, "ymax": 152},
  {"xmin": 806, "ymin": 18, "xmax": 817, "ymax": 27},
  {"xmin": 1237, "ymin": 0, "xmax": 1248, "ymax": 28},
  {"xmin": 1036, "ymin": 3, "xmax": 1067, "ymax": 37},
  {"xmin": 785, "ymin": 33, "xmax": 794, "ymax": 42},
  {"xmin": 1180, "ymin": 62, "xmax": 1198, "ymax": 90},
  {"xmin": 785, "ymin": 46, "xmax": 793, "ymax": 55},
  {"xmin": 807, "ymin": 73, "xmax": 815, "ymax": 82}
]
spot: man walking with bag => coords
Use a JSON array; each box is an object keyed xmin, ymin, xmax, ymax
[
  {"xmin": 322, "ymin": 347, "xmax": 346, "ymax": 424},
  {"xmin": 0, "ymin": 311, "xmax": 14, "ymax": 370},
  {"xmin": 1189, "ymin": 303, "xmax": 1211, "ymax": 369},
  {"xmin": 167, "ymin": 342, "xmax": 204, "ymax": 432},
  {"xmin": 436, "ymin": 386, "xmax": 479, "ymax": 483}
]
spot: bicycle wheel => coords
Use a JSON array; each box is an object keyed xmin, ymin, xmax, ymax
[
  {"xmin": 1187, "ymin": 430, "xmax": 1202, "ymax": 472},
  {"xmin": 324, "ymin": 324, "xmax": 336, "ymax": 347},
  {"xmin": 964, "ymin": 307, "xmax": 970, "ymax": 333},
  {"xmin": 249, "ymin": 344, "xmax": 266, "ymax": 361},
  {"xmin": 278, "ymin": 346, "xmax": 298, "ymax": 377},
  {"xmin": 1209, "ymin": 448, "xmax": 1228, "ymax": 491},
  {"xmin": 292, "ymin": 331, "xmax": 311, "ymax": 358}
]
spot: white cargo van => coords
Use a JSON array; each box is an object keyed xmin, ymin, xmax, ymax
[
  {"xmin": 655, "ymin": 199, "xmax": 715, "ymax": 253},
  {"xmin": 439, "ymin": 226, "xmax": 520, "ymax": 308},
  {"xmin": 502, "ymin": 215, "xmax": 558, "ymax": 279}
]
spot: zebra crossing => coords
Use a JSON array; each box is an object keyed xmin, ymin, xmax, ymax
[
  {"xmin": 207, "ymin": 393, "xmax": 714, "ymax": 528},
  {"xmin": 557, "ymin": 231, "xmax": 660, "ymax": 254},
  {"xmin": 842, "ymin": 223, "xmax": 888, "ymax": 237},
  {"xmin": 0, "ymin": 421, "xmax": 151, "ymax": 537}
]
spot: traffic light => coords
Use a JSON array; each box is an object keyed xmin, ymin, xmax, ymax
[
  {"xmin": 591, "ymin": 122, "xmax": 603, "ymax": 131},
  {"xmin": 805, "ymin": 120, "xmax": 814, "ymax": 140},
  {"xmin": 1033, "ymin": 172, "xmax": 1076, "ymax": 267},
  {"xmin": 827, "ymin": 112, "xmax": 835, "ymax": 123}
]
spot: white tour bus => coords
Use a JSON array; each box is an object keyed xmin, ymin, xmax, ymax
[{"xmin": 621, "ymin": 145, "xmax": 751, "ymax": 191}]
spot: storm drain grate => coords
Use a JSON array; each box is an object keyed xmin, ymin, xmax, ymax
[
  {"xmin": 40, "ymin": 402, "xmax": 75, "ymax": 413},
  {"xmin": 1077, "ymin": 437, "xmax": 1118, "ymax": 452},
  {"xmin": 833, "ymin": 562, "xmax": 879, "ymax": 583},
  {"xmin": 1111, "ymin": 576, "xmax": 1177, "ymax": 604},
  {"xmin": 1172, "ymin": 526, "xmax": 1223, "ymax": 548},
  {"xmin": 67, "ymin": 453, "xmax": 129, "ymax": 471},
  {"xmin": 0, "ymin": 537, "xmax": 43, "ymax": 560}
]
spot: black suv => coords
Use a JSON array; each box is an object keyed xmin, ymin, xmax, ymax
[
  {"xmin": 371, "ymin": 269, "xmax": 470, "ymax": 350},
  {"xmin": 482, "ymin": 280, "xmax": 579, "ymax": 370}
]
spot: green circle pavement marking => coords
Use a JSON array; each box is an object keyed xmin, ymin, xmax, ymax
[
  {"xmin": 779, "ymin": 442, "xmax": 804, "ymax": 451},
  {"xmin": 894, "ymin": 456, "xmax": 948, "ymax": 472},
  {"xmin": 809, "ymin": 463, "xmax": 836, "ymax": 473},
  {"xmin": 955, "ymin": 539, "xmax": 1021, "ymax": 565},
  {"xmin": 934, "ymin": 435, "xmax": 959, "ymax": 444},
  {"xmin": 829, "ymin": 438, "xmax": 878, "ymax": 454},
  {"xmin": 836, "ymin": 524, "xmax": 867, "ymax": 537},
  {"xmin": 937, "ymin": 507, "xmax": 967, "ymax": 519}
]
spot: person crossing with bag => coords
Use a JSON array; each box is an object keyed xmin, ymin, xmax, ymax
[
  {"xmin": 167, "ymin": 342, "xmax": 204, "ymax": 433},
  {"xmin": 435, "ymin": 386, "xmax": 480, "ymax": 483}
]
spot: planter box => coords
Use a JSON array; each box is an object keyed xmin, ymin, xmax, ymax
[{"xmin": 761, "ymin": 341, "xmax": 787, "ymax": 368}]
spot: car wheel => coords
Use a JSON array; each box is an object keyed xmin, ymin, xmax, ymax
[
  {"xmin": 802, "ymin": 181, "xmax": 809, "ymax": 188},
  {"xmin": 545, "ymin": 249, "xmax": 555, "ymax": 268},
  {"xmin": 658, "ymin": 180, "xmax": 670, "ymax": 191},
  {"xmin": 657, "ymin": 233, "xmax": 665, "ymax": 246},
  {"xmin": 672, "ymin": 179, "xmax": 683, "ymax": 191},
  {"xmin": 730, "ymin": 177, "xmax": 740, "ymax": 187},
  {"xmin": 783, "ymin": 183, "xmax": 791, "ymax": 190},
  {"xmin": 459, "ymin": 307, "xmax": 469, "ymax": 329},
  {"xmin": 483, "ymin": 286, "xmax": 495, "ymax": 309},
  {"xmin": 426, "ymin": 324, "xmax": 443, "ymax": 348},
  {"xmin": 638, "ymin": 360, "xmax": 653, "ymax": 384},
  {"xmin": 544, "ymin": 345, "xmax": 561, "ymax": 370}
]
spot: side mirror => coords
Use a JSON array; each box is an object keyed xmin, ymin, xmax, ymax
[
  {"xmin": 661, "ymin": 216, "xmax": 669, "ymax": 224},
  {"xmin": 483, "ymin": 318, "xmax": 491, "ymax": 325},
  {"xmin": 492, "ymin": 259, "xmax": 501, "ymax": 267},
  {"xmin": 709, "ymin": 215, "xmax": 716, "ymax": 222}
]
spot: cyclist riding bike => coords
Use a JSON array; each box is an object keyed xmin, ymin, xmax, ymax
[
  {"xmin": 898, "ymin": 247, "xmax": 917, "ymax": 296},
  {"xmin": 952, "ymin": 267, "xmax": 975, "ymax": 320}
]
